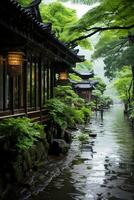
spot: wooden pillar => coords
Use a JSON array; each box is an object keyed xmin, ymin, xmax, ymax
[
  {"xmin": 10, "ymin": 77, "xmax": 14, "ymax": 115},
  {"xmin": 3, "ymin": 61, "xmax": 6, "ymax": 111},
  {"xmin": 23, "ymin": 58, "xmax": 27, "ymax": 115},
  {"xmin": 43, "ymin": 64, "xmax": 46, "ymax": 104},
  {"xmin": 30, "ymin": 57, "xmax": 32, "ymax": 107},
  {"xmin": 50, "ymin": 66, "xmax": 54, "ymax": 98},
  {"xmin": 38, "ymin": 56, "xmax": 42, "ymax": 121},
  {"xmin": 54, "ymin": 70, "xmax": 56, "ymax": 87},
  {"xmin": 34, "ymin": 61, "xmax": 37, "ymax": 109},
  {"xmin": 47, "ymin": 65, "xmax": 49, "ymax": 100}
]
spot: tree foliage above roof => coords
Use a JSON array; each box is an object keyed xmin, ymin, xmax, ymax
[
  {"xmin": 92, "ymin": 31, "xmax": 134, "ymax": 79},
  {"xmin": 68, "ymin": 0, "xmax": 134, "ymax": 45},
  {"xmin": 17, "ymin": 0, "xmax": 32, "ymax": 6},
  {"xmin": 76, "ymin": 60, "xmax": 93, "ymax": 71},
  {"xmin": 40, "ymin": 2, "xmax": 91, "ymax": 49},
  {"xmin": 113, "ymin": 66, "xmax": 132, "ymax": 102}
]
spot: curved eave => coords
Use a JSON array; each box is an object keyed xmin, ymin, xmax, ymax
[
  {"xmin": 0, "ymin": 0, "xmax": 83, "ymax": 65},
  {"xmin": 74, "ymin": 84, "xmax": 93, "ymax": 89}
]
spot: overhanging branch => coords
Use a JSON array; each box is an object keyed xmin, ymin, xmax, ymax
[{"xmin": 69, "ymin": 24, "xmax": 134, "ymax": 45}]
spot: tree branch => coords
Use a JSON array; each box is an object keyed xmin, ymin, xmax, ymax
[{"xmin": 69, "ymin": 24, "xmax": 134, "ymax": 45}]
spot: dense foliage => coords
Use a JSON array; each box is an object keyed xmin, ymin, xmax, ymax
[
  {"xmin": 78, "ymin": 133, "xmax": 89, "ymax": 144},
  {"xmin": 88, "ymin": 77, "xmax": 113, "ymax": 110},
  {"xmin": 67, "ymin": 0, "xmax": 134, "ymax": 118},
  {"xmin": 40, "ymin": 2, "xmax": 91, "ymax": 49},
  {"xmin": 0, "ymin": 117, "xmax": 46, "ymax": 150},
  {"xmin": 92, "ymin": 76, "xmax": 106, "ymax": 94},
  {"xmin": 92, "ymin": 90, "xmax": 113, "ymax": 110},
  {"xmin": 54, "ymin": 85, "xmax": 84, "ymax": 106},
  {"xmin": 75, "ymin": 60, "xmax": 93, "ymax": 71},
  {"xmin": 17, "ymin": 0, "xmax": 32, "ymax": 6},
  {"xmin": 68, "ymin": 0, "xmax": 134, "ymax": 80},
  {"xmin": 69, "ymin": 0, "xmax": 134, "ymax": 40},
  {"xmin": 113, "ymin": 66, "xmax": 134, "ymax": 121},
  {"xmin": 114, "ymin": 67, "xmax": 132, "ymax": 103},
  {"xmin": 45, "ymin": 86, "xmax": 92, "ymax": 130}
]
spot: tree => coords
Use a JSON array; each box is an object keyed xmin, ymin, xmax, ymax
[
  {"xmin": 68, "ymin": 0, "xmax": 134, "ymax": 45},
  {"xmin": 92, "ymin": 32, "xmax": 134, "ymax": 77},
  {"xmin": 67, "ymin": 0, "xmax": 134, "ymax": 103},
  {"xmin": 93, "ymin": 76, "xmax": 106, "ymax": 94},
  {"xmin": 76, "ymin": 60, "xmax": 93, "ymax": 71},
  {"xmin": 113, "ymin": 66, "xmax": 132, "ymax": 111},
  {"xmin": 40, "ymin": 2, "xmax": 91, "ymax": 49},
  {"xmin": 91, "ymin": 30, "xmax": 134, "ymax": 101}
]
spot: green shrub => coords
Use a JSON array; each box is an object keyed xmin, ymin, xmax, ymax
[
  {"xmin": 78, "ymin": 133, "xmax": 89, "ymax": 144},
  {"xmin": 45, "ymin": 99, "xmax": 80, "ymax": 128},
  {"xmin": 45, "ymin": 98, "xmax": 87, "ymax": 130},
  {"xmin": 45, "ymin": 98, "xmax": 68, "ymax": 129},
  {"xmin": 0, "ymin": 117, "xmax": 46, "ymax": 150},
  {"xmin": 54, "ymin": 85, "xmax": 84, "ymax": 107},
  {"xmin": 81, "ymin": 106, "xmax": 92, "ymax": 121},
  {"xmin": 45, "ymin": 86, "xmax": 92, "ymax": 130},
  {"xmin": 66, "ymin": 107, "xmax": 85, "ymax": 125}
]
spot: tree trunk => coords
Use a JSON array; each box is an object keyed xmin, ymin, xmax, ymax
[{"xmin": 128, "ymin": 78, "xmax": 133, "ymax": 103}]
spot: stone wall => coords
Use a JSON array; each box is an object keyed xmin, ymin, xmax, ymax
[{"xmin": 0, "ymin": 136, "xmax": 48, "ymax": 199}]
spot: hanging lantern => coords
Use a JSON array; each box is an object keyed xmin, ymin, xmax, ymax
[
  {"xmin": 58, "ymin": 71, "xmax": 68, "ymax": 81},
  {"xmin": 7, "ymin": 51, "xmax": 24, "ymax": 76}
]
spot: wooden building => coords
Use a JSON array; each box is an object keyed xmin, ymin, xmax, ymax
[
  {"xmin": 71, "ymin": 70, "xmax": 96, "ymax": 102},
  {"xmin": 0, "ymin": 0, "xmax": 82, "ymax": 122}
]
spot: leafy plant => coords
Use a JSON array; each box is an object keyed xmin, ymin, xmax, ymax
[
  {"xmin": 81, "ymin": 106, "xmax": 92, "ymax": 121},
  {"xmin": 113, "ymin": 66, "xmax": 132, "ymax": 101},
  {"xmin": 45, "ymin": 98, "xmax": 85, "ymax": 129},
  {"xmin": 0, "ymin": 117, "xmax": 46, "ymax": 150},
  {"xmin": 54, "ymin": 85, "xmax": 85, "ymax": 107},
  {"xmin": 76, "ymin": 61, "xmax": 93, "ymax": 71},
  {"xmin": 67, "ymin": 107, "xmax": 85, "ymax": 125},
  {"xmin": 45, "ymin": 98, "xmax": 68, "ymax": 129},
  {"xmin": 55, "ymin": 85, "xmax": 92, "ymax": 121},
  {"xmin": 92, "ymin": 89, "xmax": 113, "ymax": 110},
  {"xmin": 78, "ymin": 133, "xmax": 89, "ymax": 144},
  {"xmin": 45, "ymin": 85, "xmax": 92, "ymax": 130}
]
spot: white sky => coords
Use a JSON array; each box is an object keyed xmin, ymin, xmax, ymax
[{"xmin": 63, "ymin": 2, "xmax": 99, "ymax": 18}]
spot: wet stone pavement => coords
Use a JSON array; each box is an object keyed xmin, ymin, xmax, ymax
[{"xmin": 33, "ymin": 104, "xmax": 134, "ymax": 200}]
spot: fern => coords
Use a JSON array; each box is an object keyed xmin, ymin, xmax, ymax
[{"xmin": 0, "ymin": 117, "xmax": 46, "ymax": 150}]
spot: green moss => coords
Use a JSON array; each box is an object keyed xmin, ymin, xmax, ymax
[
  {"xmin": 78, "ymin": 133, "xmax": 89, "ymax": 144},
  {"xmin": 72, "ymin": 158, "xmax": 84, "ymax": 165}
]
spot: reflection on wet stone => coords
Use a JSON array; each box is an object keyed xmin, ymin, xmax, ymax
[{"xmin": 33, "ymin": 105, "xmax": 134, "ymax": 200}]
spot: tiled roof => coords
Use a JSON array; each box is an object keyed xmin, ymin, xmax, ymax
[
  {"xmin": 72, "ymin": 69, "xmax": 94, "ymax": 78},
  {"xmin": 75, "ymin": 83, "xmax": 93, "ymax": 89},
  {"xmin": 0, "ymin": 0, "xmax": 84, "ymax": 63}
]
